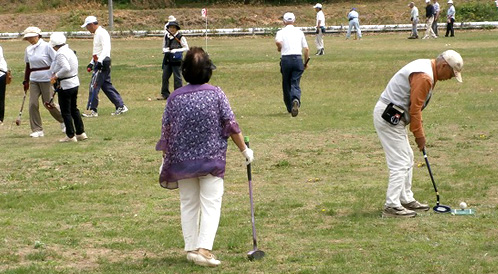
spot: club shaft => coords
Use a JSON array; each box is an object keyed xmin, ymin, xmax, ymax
[
  {"xmin": 423, "ymin": 148, "xmax": 441, "ymax": 206},
  {"xmin": 245, "ymin": 140, "xmax": 258, "ymax": 250}
]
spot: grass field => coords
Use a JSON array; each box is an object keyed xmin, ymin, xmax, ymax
[{"xmin": 0, "ymin": 30, "xmax": 497, "ymax": 273}]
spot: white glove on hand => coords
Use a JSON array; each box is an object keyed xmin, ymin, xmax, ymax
[
  {"xmin": 162, "ymin": 48, "xmax": 170, "ymax": 53},
  {"xmin": 242, "ymin": 148, "xmax": 254, "ymax": 165}
]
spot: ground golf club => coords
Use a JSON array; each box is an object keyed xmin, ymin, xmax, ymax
[
  {"xmin": 15, "ymin": 89, "xmax": 27, "ymax": 126},
  {"xmin": 244, "ymin": 137, "xmax": 265, "ymax": 261},
  {"xmin": 423, "ymin": 148, "xmax": 451, "ymax": 213}
]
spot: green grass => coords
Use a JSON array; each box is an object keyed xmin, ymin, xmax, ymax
[{"xmin": 1, "ymin": 30, "xmax": 497, "ymax": 273}]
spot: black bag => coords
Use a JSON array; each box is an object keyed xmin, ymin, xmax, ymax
[{"xmin": 382, "ymin": 103, "xmax": 405, "ymax": 125}]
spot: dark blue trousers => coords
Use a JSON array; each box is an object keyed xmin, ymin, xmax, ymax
[
  {"xmin": 280, "ymin": 55, "xmax": 303, "ymax": 113},
  {"xmin": 89, "ymin": 57, "xmax": 125, "ymax": 112}
]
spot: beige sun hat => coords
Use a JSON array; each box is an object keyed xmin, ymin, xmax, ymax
[
  {"xmin": 441, "ymin": 50, "xmax": 463, "ymax": 82},
  {"xmin": 22, "ymin": 26, "xmax": 41, "ymax": 39}
]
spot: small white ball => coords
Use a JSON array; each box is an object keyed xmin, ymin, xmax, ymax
[{"xmin": 459, "ymin": 202, "xmax": 467, "ymax": 209}]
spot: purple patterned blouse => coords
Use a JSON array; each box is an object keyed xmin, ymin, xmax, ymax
[{"xmin": 156, "ymin": 84, "xmax": 241, "ymax": 189}]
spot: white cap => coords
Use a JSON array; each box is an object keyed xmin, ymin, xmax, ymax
[
  {"xmin": 425, "ymin": 0, "xmax": 430, "ymax": 3},
  {"xmin": 441, "ymin": 50, "xmax": 463, "ymax": 82},
  {"xmin": 167, "ymin": 15, "xmax": 176, "ymax": 22},
  {"xmin": 283, "ymin": 12, "xmax": 295, "ymax": 23},
  {"xmin": 22, "ymin": 26, "xmax": 41, "ymax": 39},
  {"xmin": 81, "ymin": 16, "xmax": 98, "ymax": 28},
  {"xmin": 49, "ymin": 32, "xmax": 66, "ymax": 47},
  {"xmin": 313, "ymin": 3, "xmax": 322, "ymax": 9},
  {"xmin": 447, "ymin": 0, "xmax": 453, "ymax": 3}
]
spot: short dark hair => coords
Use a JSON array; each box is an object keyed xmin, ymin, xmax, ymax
[{"xmin": 182, "ymin": 47, "xmax": 213, "ymax": 85}]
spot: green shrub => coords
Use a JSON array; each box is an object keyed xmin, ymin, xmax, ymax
[{"xmin": 444, "ymin": 2, "xmax": 498, "ymax": 22}]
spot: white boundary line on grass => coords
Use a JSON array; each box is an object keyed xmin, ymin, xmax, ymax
[{"xmin": 1, "ymin": 21, "xmax": 497, "ymax": 39}]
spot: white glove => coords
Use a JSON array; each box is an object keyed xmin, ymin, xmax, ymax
[
  {"xmin": 162, "ymin": 48, "xmax": 170, "ymax": 53},
  {"xmin": 242, "ymin": 148, "xmax": 254, "ymax": 165}
]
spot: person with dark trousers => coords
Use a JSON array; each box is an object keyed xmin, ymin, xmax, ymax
[
  {"xmin": 0, "ymin": 44, "xmax": 8, "ymax": 126},
  {"xmin": 49, "ymin": 32, "xmax": 87, "ymax": 143},
  {"xmin": 81, "ymin": 16, "xmax": 128, "ymax": 118},
  {"xmin": 445, "ymin": 0, "xmax": 456, "ymax": 37},
  {"xmin": 275, "ymin": 12, "xmax": 309, "ymax": 117},
  {"xmin": 157, "ymin": 16, "xmax": 189, "ymax": 100},
  {"xmin": 431, "ymin": 0, "xmax": 440, "ymax": 36}
]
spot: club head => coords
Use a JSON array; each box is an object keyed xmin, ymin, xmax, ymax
[
  {"xmin": 247, "ymin": 249, "xmax": 265, "ymax": 261},
  {"xmin": 15, "ymin": 119, "xmax": 20, "ymax": 126},
  {"xmin": 433, "ymin": 205, "xmax": 451, "ymax": 213}
]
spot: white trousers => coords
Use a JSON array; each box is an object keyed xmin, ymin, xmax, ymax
[
  {"xmin": 424, "ymin": 16, "xmax": 437, "ymax": 38},
  {"xmin": 178, "ymin": 174, "xmax": 224, "ymax": 251},
  {"xmin": 373, "ymin": 101, "xmax": 416, "ymax": 208},
  {"xmin": 315, "ymin": 28, "xmax": 324, "ymax": 50}
]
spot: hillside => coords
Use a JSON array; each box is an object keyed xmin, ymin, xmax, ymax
[{"xmin": 0, "ymin": 0, "xmax": 490, "ymax": 33}]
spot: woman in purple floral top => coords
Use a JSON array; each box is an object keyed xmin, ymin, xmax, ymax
[{"xmin": 156, "ymin": 47, "xmax": 254, "ymax": 267}]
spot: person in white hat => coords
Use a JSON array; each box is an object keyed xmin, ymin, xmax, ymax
[
  {"xmin": 49, "ymin": 32, "xmax": 88, "ymax": 143},
  {"xmin": 0, "ymin": 43, "xmax": 9, "ymax": 126},
  {"xmin": 422, "ymin": 0, "xmax": 438, "ymax": 39},
  {"xmin": 22, "ymin": 26, "xmax": 64, "ymax": 138},
  {"xmin": 373, "ymin": 50, "xmax": 463, "ymax": 218},
  {"xmin": 408, "ymin": 2, "xmax": 420, "ymax": 39},
  {"xmin": 346, "ymin": 8, "xmax": 362, "ymax": 40},
  {"xmin": 157, "ymin": 15, "xmax": 189, "ymax": 100},
  {"xmin": 445, "ymin": 0, "xmax": 456, "ymax": 37},
  {"xmin": 81, "ymin": 16, "xmax": 128, "ymax": 117},
  {"xmin": 275, "ymin": 12, "xmax": 309, "ymax": 117},
  {"xmin": 313, "ymin": 3, "xmax": 325, "ymax": 55}
]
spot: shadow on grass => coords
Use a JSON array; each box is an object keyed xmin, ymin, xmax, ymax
[{"xmin": 96, "ymin": 255, "xmax": 212, "ymax": 273}]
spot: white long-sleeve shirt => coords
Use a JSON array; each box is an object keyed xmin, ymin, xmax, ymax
[
  {"xmin": 0, "ymin": 46, "xmax": 7, "ymax": 77},
  {"xmin": 411, "ymin": 6, "xmax": 419, "ymax": 20},
  {"xmin": 24, "ymin": 39, "xmax": 55, "ymax": 82},
  {"xmin": 447, "ymin": 5, "xmax": 455, "ymax": 20},
  {"xmin": 51, "ymin": 44, "xmax": 79, "ymax": 90},
  {"xmin": 92, "ymin": 26, "xmax": 111, "ymax": 63}
]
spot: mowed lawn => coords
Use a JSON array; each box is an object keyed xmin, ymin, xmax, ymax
[{"xmin": 0, "ymin": 30, "xmax": 497, "ymax": 273}]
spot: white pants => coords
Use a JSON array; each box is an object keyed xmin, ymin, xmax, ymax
[
  {"xmin": 178, "ymin": 174, "xmax": 224, "ymax": 251},
  {"xmin": 373, "ymin": 101, "xmax": 416, "ymax": 208},
  {"xmin": 424, "ymin": 16, "xmax": 437, "ymax": 38},
  {"xmin": 315, "ymin": 28, "xmax": 324, "ymax": 50}
]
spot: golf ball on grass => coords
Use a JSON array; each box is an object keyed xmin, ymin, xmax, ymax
[{"xmin": 459, "ymin": 202, "xmax": 467, "ymax": 209}]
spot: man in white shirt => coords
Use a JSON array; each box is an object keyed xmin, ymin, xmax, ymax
[
  {"xmin": 81, "ymin": 16, "xmax": 128, "ymax": 117},
  {"xmin": 346, "ymin": 8, "xmax": 362, "ymax": 40},
  {"xmin": 408, "ymin": 2, "xmax": 419, "ymax": 39},
  {"xmin": 275, "ymin": 12, "xmax": 309, "ymax": 117},
  {"xmin": 313, "ymin": 3, "xmax": 325, "ymax": 55}
]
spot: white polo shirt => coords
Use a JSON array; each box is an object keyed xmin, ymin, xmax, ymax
[
  {"xmin": 92, "ymin": 26, "xmax": 111, "ymax": 63},
  {"xmin": 316, "ymin": 10, "xmax": 325, "ymax": 27},
  {"xmin": 275, "ymin": 25, "xmax": 308, "ymax": 56},
  {"xmin": 24, "ymin": 39, "xmax": 55, "ymax": 82}
]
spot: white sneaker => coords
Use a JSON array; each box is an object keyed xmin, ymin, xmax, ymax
[
  {"xmin": 186, "ymin": 251, "xmax": 199, "ymax": 262},
  {"xmin": 59, "ymin": 136, "xmax": 77, "ymax": 143},
  {"xmin": 76, "ymin": 132, "xmax": 88, "ymax": 141},
  {"xmin": 30, "ymin": 131, "xmax": 44, "ymax": 138},
  {"xmin": 61, "ymin": 123, "xmax": 66, "ymax": 133},
  {"xmin": 82, "ymin": 110, "xmax": 98, "ymax": 118},
  {"xmin": 194, "ymin": 251, "xmax": 221, "ymax": 267},
  {"xmin": 111, "ymin": 105, "xmax": 128, "ymax": 116}
]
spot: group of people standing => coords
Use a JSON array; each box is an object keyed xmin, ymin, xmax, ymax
[
  {"xmin": 0, "ymin": 15, "xmax": 127, "ymax": 142},
  {"xmin": 409, "ymin": 0, "xmax": 457, "ymax": 39}
]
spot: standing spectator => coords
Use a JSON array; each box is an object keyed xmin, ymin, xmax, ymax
[
  {"xmin": 22, "ymin": 26, "xmax": 64, "ymax": 138},
  {"xmin": 81, "ymin": 16, "xmax": 128, "ymax": 117},
  {"xmin": 0, "ymin": 44, "xmax": 8, "ymax": 126},
  {"xmin": 156, "ymin": 47, "xmax": 254, "ymax": 267},
  {"xmin": 422, "ymin": 0, "xmax": 438, "ymax": 39},
  {"xmin": 408, "ymin": 2, "xmax": 419, "ymax": 39},
  {"xmin": 373, "ymin": 50, "xmax": 463, "ymax": 218},
  {"xmin": 445, "ymin": 0, "xmax": 456, "ymax": 37},
  {"xmin": 49, "ymin": 32, "xmax": 87, "ymax": 143},
  {"xmin": 313, "ymin": 3, "xmax": 325, "ymax": 55},
  {"xmin": 275, "ymin": 12, "xmax": 309, "ymax": 117},
  {"xmin": 346, "ymin": 8, "xmax": 362, "ymax": 40},
  {"xmin": 157, "ymin": 16, "xmax": 189, "ymax": 100},
  {"xmin": 432, "ymin": 0, "xmax": 441, "ymax": 36}
]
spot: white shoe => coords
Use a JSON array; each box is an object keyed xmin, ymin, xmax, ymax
[
  {"xmin": 186, "ymin": 251, "xmax": 199, "ymax": 262},
  {"xmin": 194, "ymin": 251, "xmax": 221, "ymax": 267},
  {"xmin": 59, "ymin": 136, "xmax": 77, "ymax": 143},
  {"xmin": 111, "ymin": 105, "xmax": 128, "ymax": 116},
  {"xmin": 30, "ymin": 131, "xmax": 44, "ymax": 138},
  {"xmin": 76, "ymin": 132, "xmax": 88, "ymax": 141},
  {"xmin": 61, "ymin": 123, "xmax": 66, "ymax": 133},
  {"xmin": 82, "ymin": 110, "xmax": 98, "ymax": 118}
]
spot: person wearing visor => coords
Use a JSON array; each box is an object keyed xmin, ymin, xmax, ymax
[
  {"xmin": 373, "ymin": 50, "xmax": 463, "ymax": 218},
  {"xmin": 22, "ymin": 26, "xmax": 64, "ymax": 138}
]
